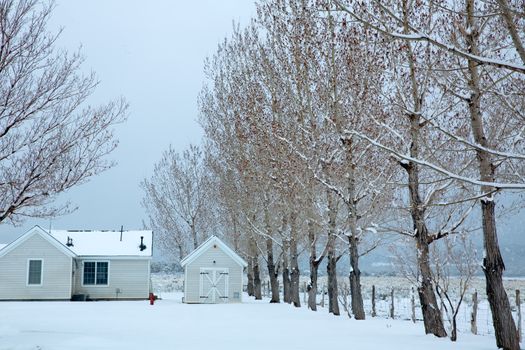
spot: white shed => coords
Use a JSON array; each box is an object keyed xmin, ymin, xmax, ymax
[{"xmin": 181, "ymin": 236, "xmax": 247, "ymax": 303}]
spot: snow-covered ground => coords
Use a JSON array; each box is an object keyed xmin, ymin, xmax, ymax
[
  {"xmin": 0, "ymin": 292, "xmax": 504, "ymax": 350},
  {"xmin": 152, "ymin": 273, "xmax": 525, "ymax": 337}
]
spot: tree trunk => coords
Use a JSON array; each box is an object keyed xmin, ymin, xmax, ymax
[
  {"xmin": 308, "ymin": 264, "xmax": 318, "ymax": 310},
  {"xmin": 266, "ymin": 238, "xmax": 280, "ymax": 303},
  {"xmin": 482, "ymin": 200, "xmax": 519, "ymax": 349},
  {"xmin": 289, "ymin": 211, "xmax": 301, "ymax": 307},
  {"xmin": 190, "ymin": 221, "xmax": 198, "ymax": 249},
  {"xmin": 411, "ymin": 288, "xmax": 416, "ymax": 323},
  {"xmin": 327, "ymin": 191, "xmax": 340, "ymax": 316},
  {"xmin": 400, "ymin": 0, "xmax": 446, "ymax": 337},
  {"xmin": 471, "ymin": 291, "xmax": 478, "ymax": 335},
  {"xmin": 342, "ymin": 137, "xmax": 365, "ymax": 320},
  {"xmin": 177, "ymin": 244, "xmax": 184, "ymax": 264},
  {"xmin": 253, "ymin": 257, "xmax": 262, "ymax": 300},
  {"xmin": 371, "ymin": 285, "xmax": 376, "ymax": 317},
  {"xmin": 282, "ymin": 239, "xmax": 291, "ymax": 304},
  {"xmin": 401, "ymin": 140, "xmax": 447, "ymax": 336},
  {"xmin": 247, "ymin": 258, "xmax": 254, "ymax": 297},
  {"xmin": 417, "ymin": 231, "xmax": 447, "ymax": 336},
  {"xmin": 451, "ymin": 317, "xmax": 458, "ymax": 342},
  {"xmin": 390, "ymin": 288, "xmax": 395, "ymax": 319},
  {"xmin": 349, "ymin": 233, "xmax": 365, "ymax": 319},
  {"xmin": 264, "ymin": 208, "xmax": 280, "ymax": 303},
  {"xmin": 416, "ymin": 235, "xmax": 447, "ymax": 337},
  {"xmin": 464, "ymin": 2, "xmax": 520, "ymax": 348},
  {"xmin": 517, "ymin": 289, "xmax": 522, "ymax": 343},
  {"xmin": 327, "ymin": 254, "xmax": 339, "ymax": 316},
  {"xmin": 401, "ymin": 138, "xmax": 446, "ymax": 336},
  {"xmin": 308, "ymin": 219, "xmax": 321, "ymax": 311},
  {"xmin": 320, "ymin": 284, "xmax": 325, "ymax": 308}
]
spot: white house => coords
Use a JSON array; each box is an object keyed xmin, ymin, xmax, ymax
[
  {"xmin": 181, "ymin": 236, "xmax": 247, "ymax": 303},
  {"xmin": 0, "ymin": 225, "xmax": 152, "ymax": 300}
]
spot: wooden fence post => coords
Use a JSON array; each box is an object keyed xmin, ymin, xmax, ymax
[
  {"xmin": 390, "ymin": 288, "xmax": 395, "ymax": 319},
  {"xmin": 471, "ymin": 290, "xmax": 478, "ymax": 335},
  {"xmin": 411, "ymin": 287, "xmax": 416, "ymax": 323},
  {"xmin": 372, "ymin": 285, "xmax": 376, "ymax": 317},
  {"xmin": 517, "ymin": 289, "xmax": 522, "ymax": 343}
]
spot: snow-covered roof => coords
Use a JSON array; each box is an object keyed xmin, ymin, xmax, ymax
[
  {"xmin": 0, "ymin": 226, "xmax": 76, "ymax": 258},
  {"xmin": 181, "ymin": 235, "xmax": 247, "ymax": 268},
  {"xmin": 0, "ymin": 244, "xmax": 7, "ymax": 251},
  {"xmin": 50, "ymin": 229, "xmax": 153, "ymax": 257}
]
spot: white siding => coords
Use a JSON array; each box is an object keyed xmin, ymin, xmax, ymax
[
  {"xmin": 0, "ymin": 233, "xmax": 72, "ymax": 300},
  {"xmin": 73, "ymin": 258, "xmax": 150, "ymax": 299},
  {"xmin": 185, "ymin": 245, "xmax": 243, "ymax": 303}
]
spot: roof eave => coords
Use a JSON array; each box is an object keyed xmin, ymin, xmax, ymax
[
  {"xmin": 0, "ymin": 225, "xmax": 77, "ymax": 259},
  {"xmin": 181, "ymin": 236, "xmax": 247, "ymax": 268}
]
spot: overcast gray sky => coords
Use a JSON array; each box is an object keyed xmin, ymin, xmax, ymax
[
  {"xmin": 0, "ymin": 0, "xmax": 257, "ymax": 242},
  {"xmin": 1, "ymin": 0, "xmax": 523, "ymax": 254}
]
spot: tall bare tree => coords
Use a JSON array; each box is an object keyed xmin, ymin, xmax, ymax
[
  {"xmin": 141, "ymin": 144, "xmax": 210, "ymax": 261},
  {"xmin": 0, "ymin": 0, "xmax": 127, "ymax": 225},
  {"xmin": 334, "ymin": 0, "xmax": 524, "ymax": 347}
]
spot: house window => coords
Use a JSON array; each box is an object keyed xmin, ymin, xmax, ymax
[
  {"xmin": 27, "ymin": 259, "xmax": 43, "ymax": 285},
  {"xmin": 83, "ymin": 261, "xmax": 109, "ymax": 285}
]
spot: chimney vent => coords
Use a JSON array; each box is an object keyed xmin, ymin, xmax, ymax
[
  {"xmin": 66, "ymin": 236, "xmax": 74, "ymax": 247},
  {"xmin": 139, "ymin": 236, "xmax": 147, "ymax": 251}
]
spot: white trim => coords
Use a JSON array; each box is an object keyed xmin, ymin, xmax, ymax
[
  {"xmin": 81, "ymin": 260, "xmax": 110, "ymax": 287},
  {"xmin": 76, "ymin": 255, "xmax": 152, "ymax": 260},
  {"xmin": 68, "ymin": 258, "xmax": 73, "ymax": 298},
  {"xmin": 240, "ymin": 267, "xmax": 244, "ymax": 302},
  {"xmin": 147, "ymin": 259, "xmax": 151, "ymax": 294},
  {"xmin": 183, "ymin": 265, "xmax": 188, "ymax": 303},
  {"xmin": 26, "ymin": 258, "xmax": 44, "ymax": 286},
  {"xmin": 181, "ymin": 236, "xmax": 247, "ymax": 268},
  {"xmin": 0, "ymin": 226, "xmax": 76, "ymax": 259}
]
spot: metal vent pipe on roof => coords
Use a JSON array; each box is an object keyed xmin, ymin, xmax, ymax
[{"xmin": 139, "ymin": 236, "xmax": 147, "ymax": 251}]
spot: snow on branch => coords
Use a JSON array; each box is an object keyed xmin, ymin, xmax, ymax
[
  {"xmin": 422, "ymin": 115, "xmax": 525, "ymax": 161},
  {"xmin": 275, "ymin": 134, "xmax": 351, "ymax": 205},
  {"xmin": 332, "ymin": 0, "xmax": 525, "ymax": 75},
  {"xmin": 345, "ymin": 129, "xmax": 525, "ymax": 190}
]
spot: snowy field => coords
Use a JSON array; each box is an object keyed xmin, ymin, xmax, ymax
[
  {"xmin": 0, "ymin": 274, "xmax": 522, "ymax": 349},
  {"xmin": 152, "ymin": 273, "xmax": 525, "ymax": 341},
  {"xmin": 0, "ymin": 292, "xmax": 501, "ymax": 350}
]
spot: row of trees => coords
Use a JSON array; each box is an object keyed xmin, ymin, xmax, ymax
[{"xmin": 143, "ymin": 0, "xmax": 524, "ymax": 349}]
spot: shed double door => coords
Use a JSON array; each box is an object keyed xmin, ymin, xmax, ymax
[{"xmin": 199, "ymin": 268, "xmax": 229, "ymax": 303}]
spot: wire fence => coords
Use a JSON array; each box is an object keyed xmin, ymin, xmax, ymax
[
  {"xmin": 307, "ymin": 283, "xmax": 524, "ymax": 339},
  {"xmin": 152, "ymin": 272, "xmax": 523, "ymax": 341}
]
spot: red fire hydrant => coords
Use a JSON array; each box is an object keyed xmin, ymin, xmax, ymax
[{"xmin": 149, "ymin": 292, "xmax": 155, "ymax": 305}]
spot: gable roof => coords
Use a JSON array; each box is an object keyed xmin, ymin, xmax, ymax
[
  {"xmin": 0, "ymin": 226, "xmax": 76, "ymax": 258},
  {"xmin": 50, "ymin": 229, "xmax": 153, "ymax": 257},
  {"xmin": 180, "ymin": 235, "xmax": 247, "ymax": 268}
]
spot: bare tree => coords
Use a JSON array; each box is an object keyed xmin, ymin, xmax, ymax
[
  {"xmin": 431, "ymin": 233, "xmax": 478, "ymax": 342},
  {"xmin": 141, "ymin": 144, "xmax": 210, "ymax": 261},
  {"xmin": 331, "ymin": 1, "xmax": 524, "ymax": 344},
  {"xmin": 0, "ymin": 0, "xmax": 127, "ymax": 225}
]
